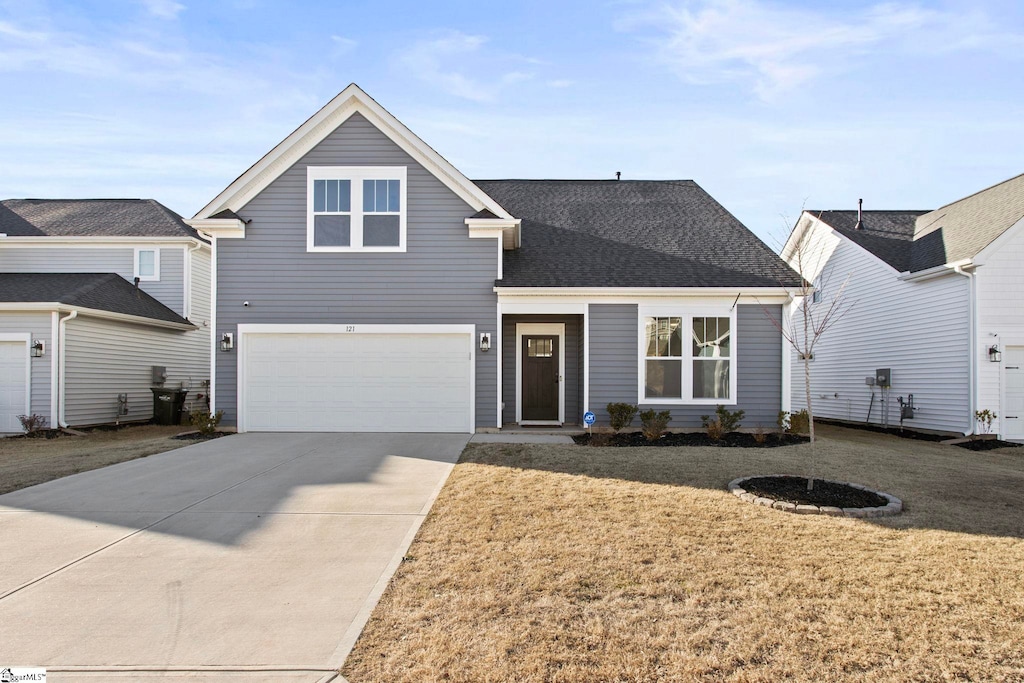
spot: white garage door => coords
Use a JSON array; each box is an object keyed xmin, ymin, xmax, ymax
[
  {"xmin": 0, "ymin": 340, "xmax": 30, "ymax": 433},
  {"xmin": 241, "ymin": 329, "xmax": 473, "ymax": 433}
]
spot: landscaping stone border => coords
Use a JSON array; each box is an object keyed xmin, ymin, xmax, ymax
[{"xmin": 727, "ymin": 475, "xmax": 903, "ymax": 518}]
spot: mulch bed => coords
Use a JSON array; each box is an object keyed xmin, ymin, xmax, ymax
[
  {"xmin": 573, "ymin": 431, "xmax": 809, "ymax": 448},
  {"xmin": 172, "ymin": 431, "xmax": 231, "ymax": 441},
  {"xmin": 952, "ymin": 438, "xmax": 1022, "ymax": 451},
  {"xmin": 4, "ymin": 429, "xmax": 63, "ymax": 440},
  {"xmin": 813, "ymin": 417, "xmax": 948, "ymax": 442},
  {"xmin": 741, "ymin": 475, "xmax": 888, "ymax": 508}
]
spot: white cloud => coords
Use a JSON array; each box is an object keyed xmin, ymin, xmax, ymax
[
  {"xmin": 330, "ymin": 35, "xmax": 357, "ymax": 56},
  {"xmin": 547, "ymin": 79, "xmax": 574, "ymax": 88},
  {"xmin": 141, "ymin": 0, "xmax": 185, "ymax": 20},
  {"xmin": 396, "ymin": 31, "xmax": 495, "ymax": 102},
  {"xmin": 623, "ymin": 1, "xmax": 1022, "ymax": 100}
]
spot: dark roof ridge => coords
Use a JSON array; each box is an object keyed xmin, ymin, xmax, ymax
[{"xmin": 472, "ymin": 178, "xmax": 696, "ymax": 183}]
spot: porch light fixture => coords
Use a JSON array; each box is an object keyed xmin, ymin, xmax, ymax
[
  {"xmin": 31, "ymin": 339, "xmax": 44, "ymax": 357},
  {"xmin": 479, "ymin": 332, "xmax": 491, "ymax": 352},
  {"xmin": 988, "ymin": 345, "xmax": 1001, "ymax": 363},
  {"xmin": 220, "ymin": 332, "xmax": 234, "ymax": 352}
]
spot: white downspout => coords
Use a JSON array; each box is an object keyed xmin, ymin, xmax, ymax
[
  {"xmin": 954, "ymin": 265, "xmax": 976, "ymax": 435},
  {"xmin": 57, "ymin": 310, "xmax": 78, "ymax": 428},
  {"xmin": 184, "ymin": 240, "xmax": 202, "ymax": 320}
]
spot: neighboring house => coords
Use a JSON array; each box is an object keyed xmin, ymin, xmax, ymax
[
  {"xmin": 783, "ymin": 172, "xmax": 1024, "ymax": 438},
  {"xmin": 0, "ymin": 200, "xmax": 212, "ymax": 432},
  {"xmin": 188, "ymin": 84, "xmax": 801, "ymax": 434}
]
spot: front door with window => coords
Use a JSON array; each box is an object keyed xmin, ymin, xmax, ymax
[{"xmin": 522, "ymin": 335, "xmax": 559, "ymax": 421}]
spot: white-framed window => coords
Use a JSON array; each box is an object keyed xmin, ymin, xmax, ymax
[
  {"xmin": 639, "ymin": 307, "xmax": 736, "ymax": 404},
  {"xmin": 134, "ymin": 248, "xmax": 160, "ymax": 281},
  {"xmin": 811, "ymin": 277, "xmax": 822, "ymax": 303},
  {"xmin": 306, "ymin": 166, "xmax": 407, "ymax": 252}
]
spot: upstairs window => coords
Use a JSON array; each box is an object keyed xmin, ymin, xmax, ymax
[
  {"xmin": 307, "ymin": 166, "xmax": 407, "ymax": 252},
  {"xmin": 134, "ymin": 248, "xmax": 160, "ymax": 281}
]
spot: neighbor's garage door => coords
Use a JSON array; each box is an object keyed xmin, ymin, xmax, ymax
[
  {"xmin": 0, "ymin": 340, "xmax": 29, "ymax": 433},
  {"xmin": 241, "ymin": 331, "xmax": 472, "ymax": 433}
]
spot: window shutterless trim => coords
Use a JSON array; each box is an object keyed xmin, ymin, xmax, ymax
[
  {"xmin": 306, "ymin": 166, "xmax": 407, "ymax": 252},
  {"xmin": 637, "ymin": 305, "xmax": 738, "ymax": 405},
  {"xmin": 134, "ymin": 247, "xmax": 160, "ymax": 282}
]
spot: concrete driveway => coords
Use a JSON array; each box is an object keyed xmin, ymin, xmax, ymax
[{"xmin": 0, "ymin": 432, "xmax": 468, "ymax": 682}]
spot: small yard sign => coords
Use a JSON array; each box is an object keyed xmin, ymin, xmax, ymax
[{"xmin": 583, "ymin": 411, "xmax": 596, "ymax": 431}]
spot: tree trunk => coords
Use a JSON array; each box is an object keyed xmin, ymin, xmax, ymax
[{"xmin": 804, "ymin": 352, "xmax": 815, "ymax": 491}]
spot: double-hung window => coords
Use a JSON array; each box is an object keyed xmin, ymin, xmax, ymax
[
  {"xmin": 307, "ymin": 166, "xmax": 407, "ymax": 252},
  {"xmin": 640, "ymin": 309, "xmax": 735, "ymax": 403}
]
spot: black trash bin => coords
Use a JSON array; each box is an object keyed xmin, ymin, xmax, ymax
[{"xmin": 151, "ymin": 388, "xmax": 188, "ymax": 425}]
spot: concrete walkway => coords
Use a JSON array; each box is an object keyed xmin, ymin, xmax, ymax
[{"xmin": 0, "ymin": 432, "xmax": 468, "ymax": 682}]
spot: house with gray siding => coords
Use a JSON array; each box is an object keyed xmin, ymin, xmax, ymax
[
  {"xmin": 0, "ymin": 200, "xmax": 211, "ymax": 432},
  {"xmin": 189, "ymin": 84, "xmax": 801, "ymax": 433},
  {"xmin": 783, "ymin": 172, "xmax": 1024, "ymax": 438}
]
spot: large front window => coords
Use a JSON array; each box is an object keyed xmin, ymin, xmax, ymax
[
  {"xmin": 641, "ymin": 312, "xmax": 733, "ymax": 403},
  {"xmin": 307, "ymin": 167, "xmax": 407, "ymax": 252}
]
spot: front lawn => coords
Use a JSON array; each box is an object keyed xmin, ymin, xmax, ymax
[{"xmin": 343, "ymin": 424, "xmax": 1024, "ymax": 682}]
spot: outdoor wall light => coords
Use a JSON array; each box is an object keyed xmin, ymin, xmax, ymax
[
  {"xmin": 220, "ymin": 332, "xmax": 234, "ymax": 352},
  {"xmin": 989, "ymin": 345, "xmax": 1002, "ymax": 363},
  {"xmin": 31, "ymin": 340, "xmax": 44, "ymax": 357},
  {"xmin": 479, "ymin": 332, "xmax": 491, "ymax": 352}
]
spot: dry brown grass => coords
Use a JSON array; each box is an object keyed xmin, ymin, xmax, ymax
[
  {"xmin": 343, "ymin": 424, "xmax": 1024, "ymax": 682},
  {"xmin": 0, "ymin": 424, "xmax": 193, "ymax": 495}
]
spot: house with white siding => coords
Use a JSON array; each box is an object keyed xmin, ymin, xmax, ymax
[
  {"xmin": 0, "ymin": 200, "xmax": 211, "ymax": 432},
  {"xmin": 783, "ymin": 173, "xmax": 1024, "ymax": 438}
]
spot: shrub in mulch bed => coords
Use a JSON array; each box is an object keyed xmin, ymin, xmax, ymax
[
  {"xmin": 741, "ymin": 475, "xmax": 888, "ymax": 508},
  {"xmin": 573, "ymin": 431, "xmax": 809, "ymax": 448},
  {"xmin": 953, "ymin": 438, "xmax": 1022, "ymax": 451}
]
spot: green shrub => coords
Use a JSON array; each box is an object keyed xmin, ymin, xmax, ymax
[
  {"xmin": 606, "ymin": 402, "xmax": 638, "ymax": 432},
  {"xmin": 189, "ymin": 410, "xmax": 224, "ymax": 436},
  {"xmin": 700, "ymin": 405, "xmax": 745, "ymax": 441},
  {"xmin": 639, "ymin": 409, "xmax": 671, "ymax": 441},
  {"xmin": 788, "ymin": 409, "xmax": 810, "ymax": 434}
]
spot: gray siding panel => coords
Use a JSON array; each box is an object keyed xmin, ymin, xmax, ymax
[
  {"xmin": 63, "ymin": 315, "xmax": 210, "ymax": 426},
  {"xmin": 0, "ymin": 311, "xmax": 53, "ymax": 423},
  {"xmin": 217, "ymin": 112, "xmax": 498, "ymax": 428},
  {"xmin": 0, "ymin": 246, "xmax": 186, "ymax": 315},
  {"xmin": 589, "ymin": 304, "xmax": 782, "ymax": 427},
  {"xmin": 501, "ymin": 315, "xmax": 582, "ymax": 425}
]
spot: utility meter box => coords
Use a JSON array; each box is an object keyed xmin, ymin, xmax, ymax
[
  {"xmin": 151, "ymin": 366, "xmax": 167, "ymax": 385},
  {"xmin": 875, "ymin": 368, "xmax": 891, "ymax": 388}
]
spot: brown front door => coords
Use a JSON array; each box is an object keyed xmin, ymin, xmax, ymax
[{"xmin": 522, "ymin": 335, "xmax": 559, "ymax": 421}]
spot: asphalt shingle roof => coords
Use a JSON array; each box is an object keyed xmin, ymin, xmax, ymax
[
  {"xmin": 809, "ymin": 210, "xmax": 926, "ymax": 272},
  {"xmin": 474, "ymin": 180, "xmax": 801, "ymax": 288},
  {"xmin": 0, "ymin": 273, "xmax": 192, "ymax": 326},
  {"xmin": 811, "ymin": 174, "xmax": 1024, "ymax": 273},
  {"xmin": 0, "ymin": 199, "xmax": 200, "ymax": 239}
]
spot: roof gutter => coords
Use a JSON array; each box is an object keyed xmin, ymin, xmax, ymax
[
  {"xmin": 898, "ymin": 259, "xmax": 973, "ymax": 282},
  {"xmin": 0, "ymin": 303, "xmax": 195, "ymax": 331},
  {"xmin": 57, "ymin": 310, "xmax": 78, "ymax": 428}
]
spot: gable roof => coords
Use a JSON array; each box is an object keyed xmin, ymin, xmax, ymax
[
  {"xmin": 809, "ymin": 210, "xmax": 926, "ymax": 272},
  {"xmin": 0, "ymin": 199, "xmax": 200, "ymax": 239},
  {"xmin": 911, "ymin": 172, "xmax": 1024, "ymax": 271},
  {"xmin": 194, "ymin": 83, "xmax": 512, "ymax": 221},
  {"xmin": 804, "ymin": 173, "xmax": 1024, "ymax": 273},
  {"xmin": 476, "ymin": 180, "xmax": 801, "ymax": 288},
  {"xmin": 0, "ymin": 273, "xmax": 192, "ymax": 326}
]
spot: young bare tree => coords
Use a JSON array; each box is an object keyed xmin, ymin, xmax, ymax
[{"xmin": 764, "ymin": 212, "xmax": 854, "ymax": 489}]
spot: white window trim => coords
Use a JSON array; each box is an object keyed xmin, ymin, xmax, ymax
[
  {"xmin": 134, "ymin": 247, "xmax": 160, "ymax": 282},
  {"xmin": 306, "ymin": 166, "xmax": 408, "ymax": 253},
  {"xmin": 515, "ymin": 323, "xmax": 565, "ymax": 425},
  {"xmin": 637, "ymin": 305, "xmax": 738, "ymax": 406}
]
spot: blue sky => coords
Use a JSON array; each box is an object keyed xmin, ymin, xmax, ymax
[{"xmin": 2, "ymin": 0, "xmax": 1023, "ymax": 246}]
